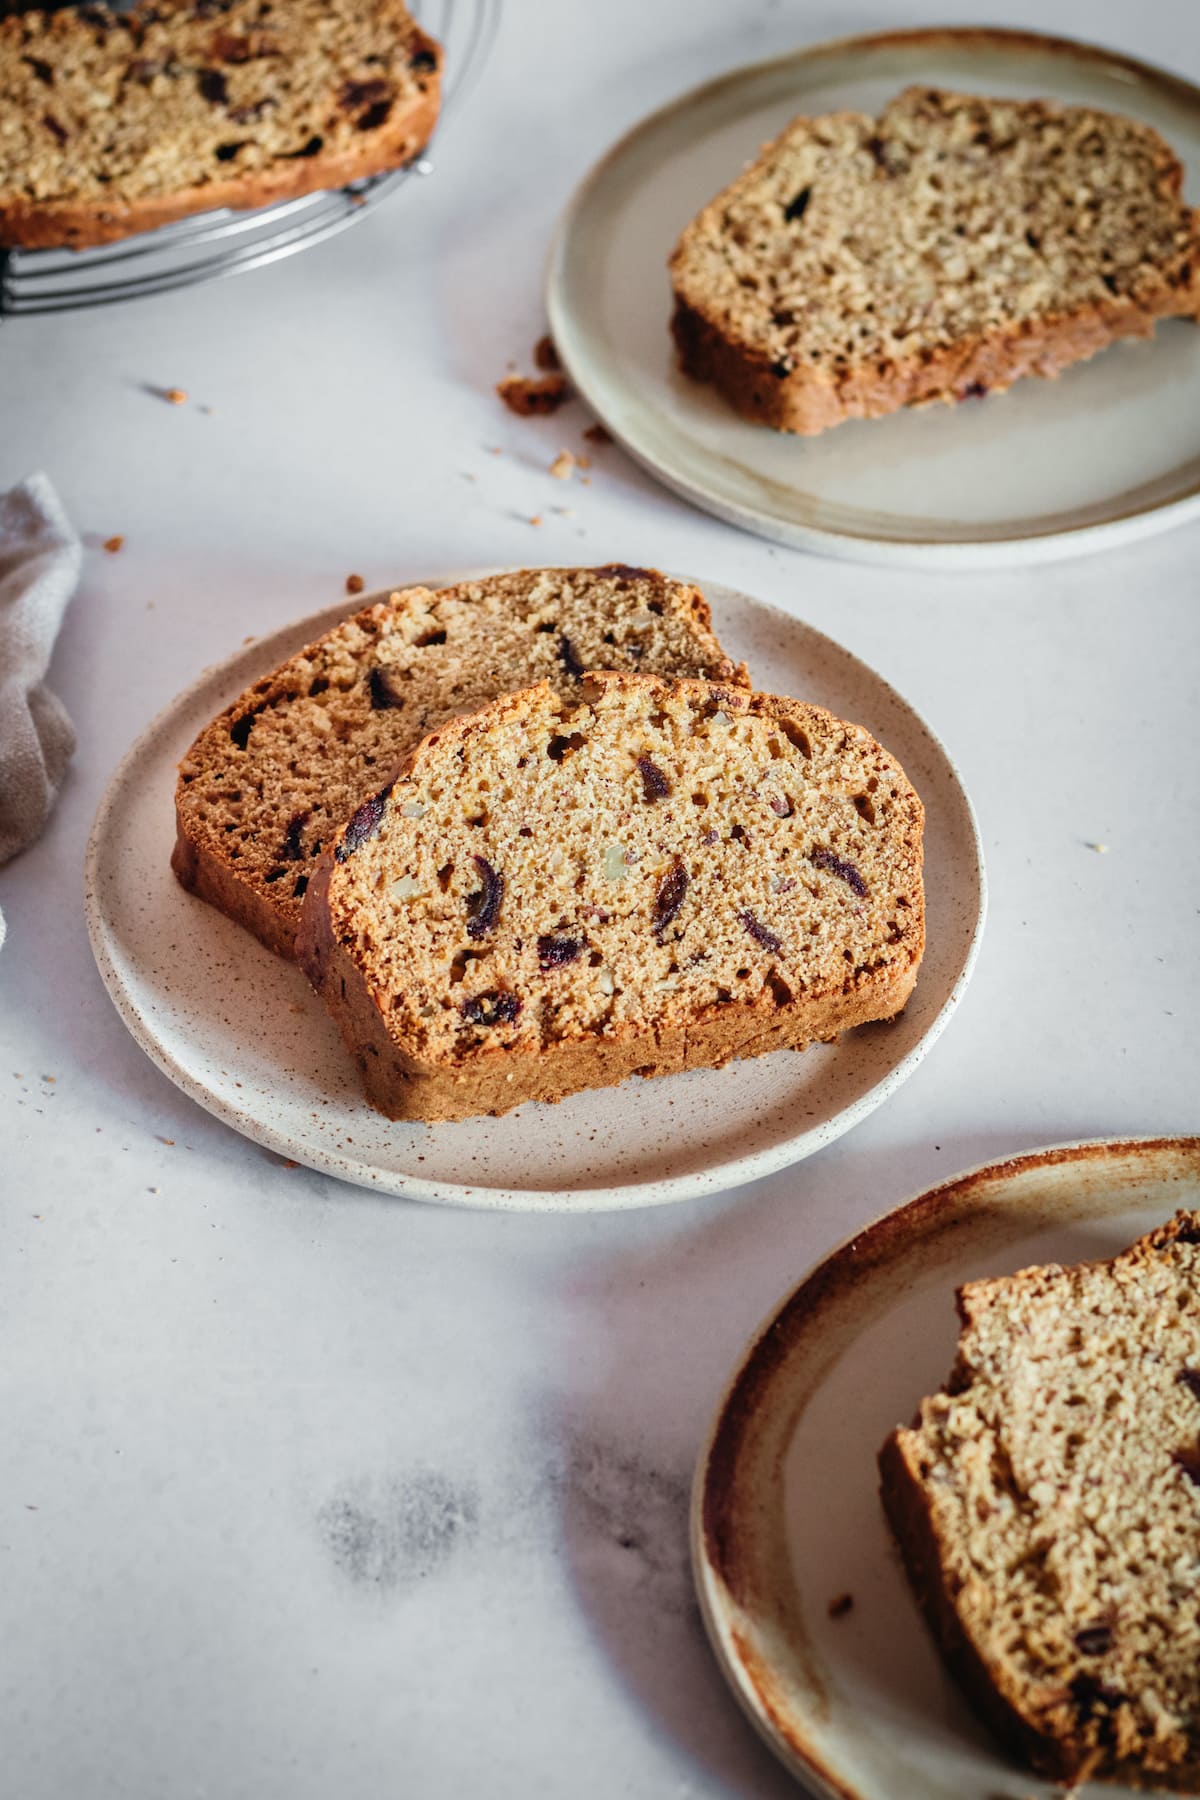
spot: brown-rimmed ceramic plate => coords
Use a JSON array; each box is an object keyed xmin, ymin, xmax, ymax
[
  {"xmin": 548, "ymin": 28, "xmax": 1200, "ymax": 567},
  {"xmin": 692, "ymin": 1137, "xmax": 1200, "ymax": 1797}
]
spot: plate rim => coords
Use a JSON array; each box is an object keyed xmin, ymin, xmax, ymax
[
  {"xmin": 83, "ymin": 572, "xmax": 986, "ymax": 1212},
  {"xmin": 546, "ymin": 24, "xmax": 1200, "ymax": 569},
  {"xmin": 690, "ymin": 1132, "xmax": 1200, "ymax": 1798}
]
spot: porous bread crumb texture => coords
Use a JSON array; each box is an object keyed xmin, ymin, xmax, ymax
[
  {"xmin": 297, "ymin": 671, "xmax": 924, "ymax": 1122},
  {"xmin": 671, "ymin": 86, "xmax": 1200, "ymax": 435},
  {"xmin": 172, "ymin": 567, "xmax": 747, "ymax": 960},
  {"xmin": 881, "ymin": 1213, "xmax": 1200, "ymax": 1790},
  {"xmin": 0, "ymin": 0, "xmax": 441, "ymax": 247}
]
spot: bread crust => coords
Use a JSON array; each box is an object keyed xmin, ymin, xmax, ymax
[
  {"xmin": 880, "ymin": 1429, "xmax": 1092, "ymax": 1782},
  {"xmin": 170, "ymin": 826, "xmax": 299, "ymax": 962},
  {"xmin": 302, "ymin": 864, "xmax": 919, "ymax": 1121},
  {"xmin": 296, "ymin": 676, "xmax": 924, "ymax": 1123},
  {"xmin": 0, "ymin": 18, "xmax": 440, "ymax": 250},
  {"xmin": 672, "ymin": 280, "xmax": 1200, "ymax": 436}
]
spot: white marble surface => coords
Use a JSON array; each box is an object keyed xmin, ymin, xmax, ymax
[{"xmin": 2, "ymin": 1, "xmax": 1199, "ymax": 1794}]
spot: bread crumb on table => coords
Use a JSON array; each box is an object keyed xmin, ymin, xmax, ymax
[
  {"xmin": 1086, "ymin": 841, "xmax": 1110, "ymax": 854},
  {"xmin": 164, "ymin": 387, "xmax": 188, "ymax": 406},
  {"xmin": 583, "ymin": 422, "xmax": 612, "ymax": 445},
  {"xmin": 102, "ymin": 534, "xmax": 124, "ymax": 554},
  {"xmin": 550, "ymin": 450, "xmax": 576, "ymax": 480},
  {"xmin": 345, "ymin": 573, "xmax": 365, "ymax": 596},
  {"xmin": 528, "ymin": 514, "xmax": 543, "ymax": 527},
  {"xmin": 534, "ymin": 334, "xmax": 561, "ymax": 371},
  {"xmin": 497, "ymin": 373, "xmax": 570, "ymax": 416}
]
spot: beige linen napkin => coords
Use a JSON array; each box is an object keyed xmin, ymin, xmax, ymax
[{"xmin": 0, "ymin": 474, "xmax": 82, "ymax": 944}]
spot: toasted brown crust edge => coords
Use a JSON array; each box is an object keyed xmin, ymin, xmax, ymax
[
  {"xmin": 672, "ymin": 270, "xmax": 1200, "ymax": 436},
  {"xmin": 300, "ymin": 888, "xmax": 920, "ymax": 1122},
  {"xmin": 0, "ymin": 32, "xmax": 441, "ymax": 250},
  {"xmin": 295, "ymin": 678, "xmax": 925, "ymax": 1123},
  {"xmin": 879, "ymin": 1429, "xmax": 1093, "ymax": 1783},
  {"xmin": 170, "ymin": 826, "xmax": 299, "ymax": 961}
]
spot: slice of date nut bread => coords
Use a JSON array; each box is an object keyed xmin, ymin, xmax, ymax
[
  {"xmin": 671, "ymin": 86, "xmax": 1200, "ymax": 435},
  {"xmin": 172, "ymin": 567, "xmax": 746, "ymax": 960},
  {"xmin": 295, "ymin": 671, "xmax": 924, "ymax": 1122},
  {"xmin": 0, "ymin": 0, "xmax": 441, "ymax": 249},
  {"xmin": 880, "ymin": 1213, "xmax": 1200, "ymax": 1790}
]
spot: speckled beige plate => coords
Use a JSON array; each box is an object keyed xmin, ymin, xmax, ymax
[
  {"xmin": 694, "ymin": 1137, "xmax": 1200, "ymax": 1797},
  {"xmin": 83, "ymin": 576, "xmax": 984, "ymax": 1211},
  {"xmin": 548, "ymin": 28, "xmax": 1200, "ymax": 566}
]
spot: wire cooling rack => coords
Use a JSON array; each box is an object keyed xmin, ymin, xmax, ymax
[{"xmin": 0, "ymin": 0, "xmax": 498, "ymax": 316}]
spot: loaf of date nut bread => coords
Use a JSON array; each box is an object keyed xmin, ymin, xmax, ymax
[
  {"xmin": 0, "ymin": 0, "xmax": 441, "ymax": 248},
  {"xmin": 881, "ymin": 1212, "xmax": 1200, "ymax": 1789},
  {"xmin": 172, "ymin": 567, "xmax": 747, "ymax": 959},
  {"xmin": 296, "ymin": 671, "xmax": 925, "ymax": 1122},
  {"xmin": 671, "ymin": 86, "xmax": 1200, "ymax": 434}
]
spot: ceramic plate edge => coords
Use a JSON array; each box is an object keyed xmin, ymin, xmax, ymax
[
  {"xmin": 690, "ymin": 1133, "xmax": 1200, "ymax": 1796},
  {"xmin": 546, "ymin": 26, "xmax": 1200, "ymax": 568}
]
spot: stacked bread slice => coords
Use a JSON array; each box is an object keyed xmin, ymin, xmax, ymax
[
  {"xmin": 173, "ymin": 567, "xmax": 745, "ymax": 959},
  {"xmin": 174, "ymin": 567, "xmax": 925, "ymax": 1120}
]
